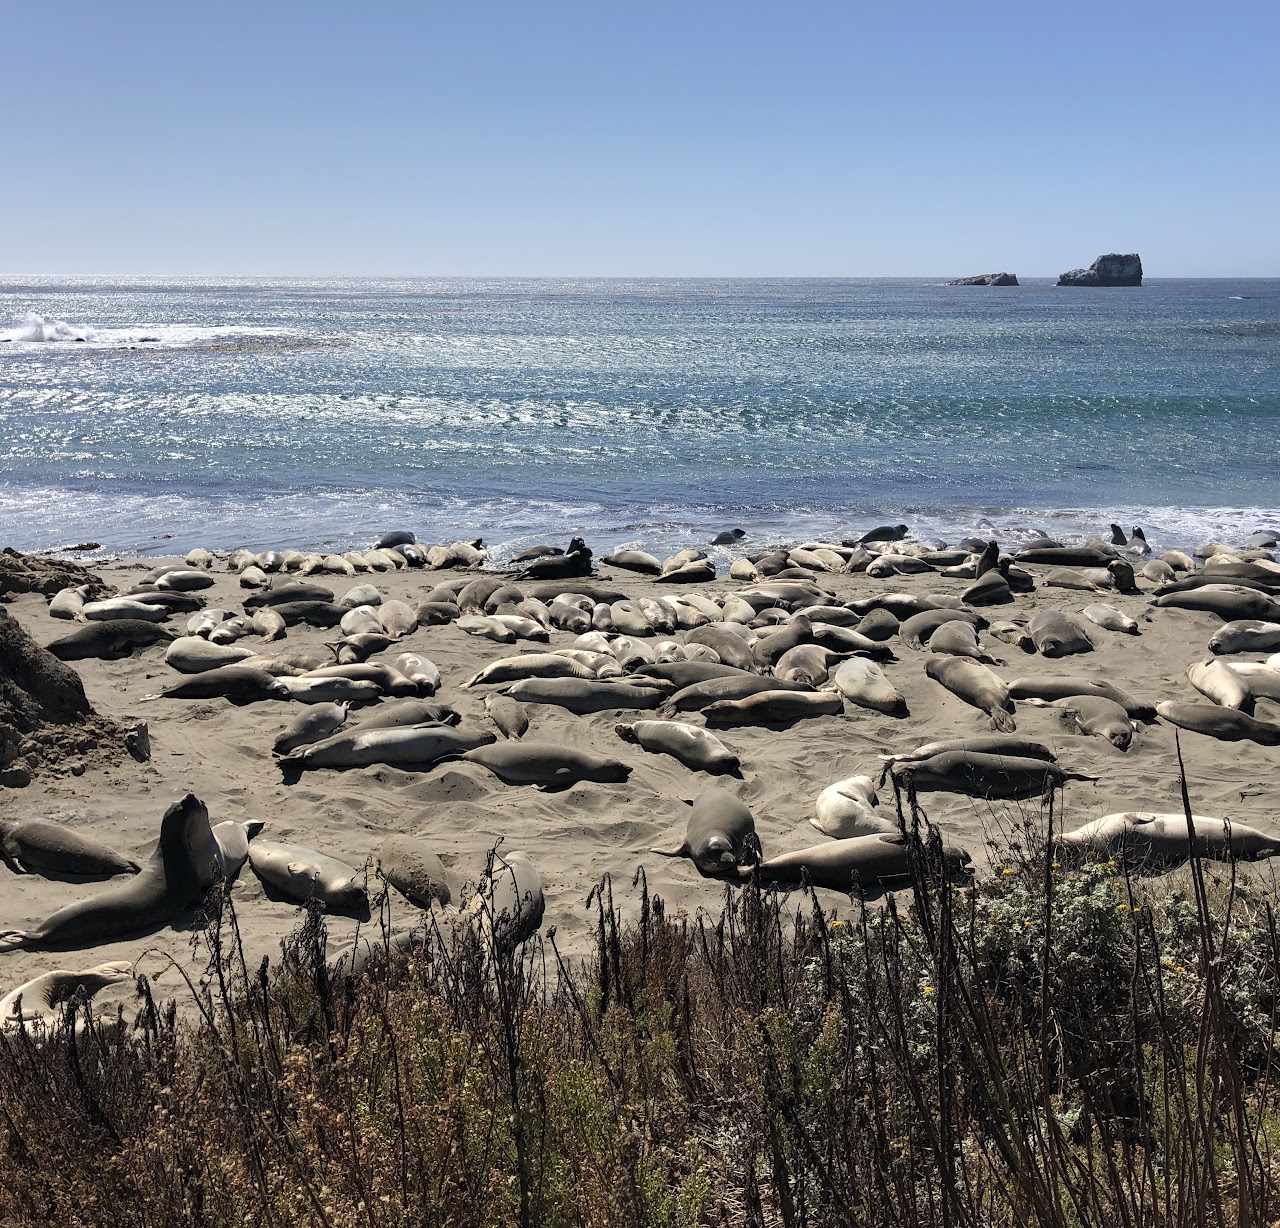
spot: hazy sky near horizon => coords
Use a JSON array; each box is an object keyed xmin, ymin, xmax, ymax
[{"xmin": 3, "ymin": 1, "xmax": 1277, "ymax": 277}]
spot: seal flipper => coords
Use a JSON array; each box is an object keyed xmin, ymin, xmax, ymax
[
  {"xmin": 0, "ymin": 931, "xmax": 31, "ymax": 953},
  {"xmin": 648, "ymin": 840, "xmax": 690, "ymax": 859},
  {"xmin": 989, "ymin": 709, "xmax": 1017, "ymax": 733}
]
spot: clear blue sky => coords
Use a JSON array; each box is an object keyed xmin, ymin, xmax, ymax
[{"xmin": 3, "ymin": 1, "xmax": 1276, "ymax": 277}]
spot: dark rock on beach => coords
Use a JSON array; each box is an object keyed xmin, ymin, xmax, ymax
[
  {"xmin": 947, "ymin": 272, "xmax": 1018, "ymax": 286},
  {"xmin": 0, "ymin": 605, "xmax": 128, "ymax": 785},
  {"xmin": 0, "ymin": 548, "xmax": 108, "ymax": 599},
  {"xmin": 1057, "ymin": 253, "xmax": 1143, "ymax": 287}
]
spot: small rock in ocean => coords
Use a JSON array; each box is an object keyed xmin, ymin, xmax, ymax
[
  {"xmin": 1057, "ymin": 254, "xmax": 1143, "ymax": 287},
  {"xmin": 947, "ymin": 272, "xmax": 1018, "ymax": 286}
]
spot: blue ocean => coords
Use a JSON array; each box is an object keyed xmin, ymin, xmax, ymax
[{"xmin": 1, "ymin": 276, "xmax": 1277, "ymax": 559}]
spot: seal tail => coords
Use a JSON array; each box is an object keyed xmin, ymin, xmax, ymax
[
  {"xmin": 990, "ymin": 708, "xmax": 1017, "ymax": 733},
  {"xmin": 1065, "ymin": 771, "xmax": 1102, "ymax": 784},
  {"xmin": 0, "ymin": 931, "xmax": 31, "ymax": 953}
]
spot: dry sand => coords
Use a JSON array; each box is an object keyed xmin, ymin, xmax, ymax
[{"xmin": 1, "ymin": 552, "xmax": 1277, "ymax": 1020}]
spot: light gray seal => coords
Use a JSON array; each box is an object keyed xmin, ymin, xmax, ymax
[
  {"xmin": 899, "ymin": 609, "xmax": 986, "ymax": 649},
  {"xmin": 928, "ymin": 620, "xmax": 999, "ymax": 664},
  {"xmin": 602, "ymin": 549, "xmax": 663, "ymax": 575},
  {"xmin": 1208, "ymin": 620, "xmax": 1280, "ymax": 655},
  {"xmin": 1055, "ymin": 812, "xmax": 1280, "ymax": 872},
  {"xmin": 825, "ymin": 658, "xmax": 907, "ymax": 716},
  {"xmin": 0, "ymin": 818, "xmax": 139, "ymax": 879},
  {"xmin": 164, "ymin": 636, "xmax": 257, "ymax": 673},
  {"xmin": 924, "ymin": 656, "xmax": 1016, "ymax": 731},
  {"xmin": 248, "ymin": 840, "xmax": 367, "ymax": 908},
  {"xmin": 1153, "ymin": 586, "xmax": 1280, "ymax": 622},
  {"xmin": 1027, "ymin": 610, "xmax": 1094, "ymax": 657},
  {"xmin": 210, "ymin": 819, "xmax": 265, "ymax": 880},
  {"xmin": 354, "ymin": 699, "xmax": 461, "ymax": 730},
  {"xmin": 0, "ymin": 794, "xmax": 218, "ymax": 952},
  {"xmin": 1006, "ymin": 675, "xmax": 1155, "ymax": 719},
  {"xmin": 0, "ymin": 960, "xmax": 134, "ymax": 1029},
  {"xmin": 1155, "ymin": 701, "xmax": 1280, "ymax": 746},
  {"xmin": 741, "ymin": 833, "xmax": 973, "ymax": 893},
  {"xmin": 702, "ymin": 690, "xmax": 843, "ymax": 726},
  {"xmin": 277, "ymin": 724, "xmax": 493, "ymax": 770},
  {"xmin": 1032, "ymin": 694, "xmax": 1137, "ymax": 750},
  {"xmin": 460, "ymin": 742, "xmax": 631, "ymax": 789},
  {"xmin": 272, "ymin": 702, "xmax": 350, "ymax": 755},
  {"xmin": 879, "ymin": 734, "xmax": 1056, "ymax": 769},
  {"xmin": 615, "ymin": 720, "xmax": 740, "ymax": 774},
  {"xmin": 500, "ymin": 678, "xmax": 666, "ymax": 714},
  {"xmin": 377, "ymin": 836, "xmax": 452, "ymax": 908},
  {"xmin": 484, "ymin": 693, "xmax": 530, "ymax": 739},
  {"xmin": 649, "ymin": 787, "xmax": 758, "ymax": 874},
  {"xmin": 664, "ymin": 674, "xmax": 812, "ymax": 713},
  {"xmin": 472, "ymin": 851, "xmax": 544, "ymax": 951},
  {"xmin": 890, "ymin": 752, "xmax": 1097, "ymax": 799}
]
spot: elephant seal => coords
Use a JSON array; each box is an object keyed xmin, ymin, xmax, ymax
[
  {"xmin": 301, "ymin": 663, "xmax": 417, "ymax": 697},
  {"xmin": 0, "ymin": 961, "xmax": 133, "ymax": 1029},
  {"xmin": 354, "ymin": 699, "xmax": 460, "ymax": 730},
  {"xmin": 879, "ymin": 734, "xmax": 1056, "ymax": 769},
  {"xmin": 378, "ymin": 836, "xmax": 451, "ymax": 907},
  {"xmin": 272, "ymin": 702, "xmax": 350, "ymax": 755},
  {"xmin": 280, "ymin": 676, "xmax": 383, "ymax": 705},
  {"xmin": 962, "ymin": 571, "xmax": 1013, "ymax": 606},
  {"xmin": 210, "ymin": 820, "xmax": 265, "ymax": 879},
  {"xmin": 928, "ymin": 620, "xmax": 999, "ymax": 664},
  {"xmin": 1006, "ymin": 675, "xmax": 1155, "ymax": 719},
  {"xmin": 711, "ymin": 528, "xmax": 747, "ymax": 546},
  {"xmin": 485, "ymin": 693, "xmax": 529, "ymax": 739},
  {"xmin": 248, "ymin": 840, "xmax": 367, "ymax": 908},
  {"xmin": 516, "ymin": 538, "xmax": 593, "ymax": 581},
  {"xmin": 615, "ymin": 720, "xmax": 740, "ymax": 774},
  {"xmin": 773, "ymin": 644, "xmax": 843, "ymax": 685},
  {"xmin": 277, "ymin": 724, "xmax": 493, "ymax": 770},
  {"xmin": 650, "ymin": 787, "xmax": 758, "ymax": 874},
  {"xmin": 500, "ymin": 678, "xmax": 666, "ymax": 714},
  {"xmin": 0, "ymin": 795, "xmax": 218, "ymax": 952},
  {"xmin": 633, "ymin": 661, "xmax": 746, "ymax": 688},
  {"xmin": 853, "ymin": 608, "xmax": 900, "ymax": 642},
  {"xmin": 1155, "ymin": 701, "xmax": 1280, "ymax": 746},
  {"xmin": 1027, "ymin": 610, "xmax": 1094, "ymax": 657},
  {"xmin": 460, "ymin": 742, "xmax": 631, "ymax": 788},
  {"xmin": 1082, "ymin": 603, "xmax": 1140, "ymax": 635},
  {"xmin": 155, "ymin": 569, "xmax": 215, "ymax": 592},
  {"xmin": 924, "ymin": 657, "xmax": 1017, "ymax": 731},
  {"xmin": 742, "ymin": 833, "xmax": 973, "ymax": 893},
  {"xmin": 1225, "ymin": 662, "xmax": 1280, "ymax": 702},
  {"xmin": 48, "ymin": 585, "xmax": 94, "ymax": 620},
  {"xmin": 890, "ymin": 752, "xmax": 1097, "ymax": 799},
  {"xmin": 1030, "ymin": 695, "xmax": 1137, "ymax": 750},
  {"xmin": 702, "ymin": 690, "xmax": 843, "ymax": 726},
  {"xmin": 826, "ymin": 658, "xmax": 907, "ymax": 716},
  {"xmin": 811, "ymin": 776, "xmax": 891, "ymax": 838},
  {"xmin": 1208, "ymin": 621, "xmax": 1280, "ymax": 655},
  {"xmin": 153, "ymin": 665, "xmax": 290, "ymax": 704},
  {"xmin": 854, "ymin": 524, "xmax": 909, "ymax": 544},
  {"xmin": 1153, "ymin": 586, "xmax": 1280, "ymax": 622},
  {"xmin": 1187, "ymin": 660, "xmax": 1253, "ymax": 711},
  {"xmin": 0, "ymin": 818, "xmax": 139, "ymax": 879},
  {"xmin": 82, "ymin": 597, "xmax": 172, "ymax": 623},
  {"xmin": 374, "ymin": 530, "xmax": 416, "ymax": 550},
  {"xmin": 463, "ymin": 653, "xmax": 595, "ymax": 688},
  {"xmin": 1055, "ymin": 812, "xmax": 1280, "ymax": 872},
  {"xmin": 164, "ymin": 636, "xmax": 257, "ymax": 673},
  {"xmin": 602, "ymin": 549, "xmax": 663, "ymax": 575},
  {"xmin": 46, "ymin": 620, "xmax": 175, "ymax": 661},
  {"xmin": 685, "ymin": 627, "xmax": 758, "ymax": 672},
  {"xmin": 472, "ymin": 851, "xmax": 544, "ymax": 951},
  {"xmin": 664, "ymin": 674, "xmax": 813, "ymax": 713},
  {"xmin": 1016, "ymin": 546, "xmax": 1116, "ymax": 567},
  {"xmin": 243, "ymin": 581, "xmax": 335, "ymax": 609}
]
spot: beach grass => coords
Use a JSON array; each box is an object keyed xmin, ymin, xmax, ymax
[{"xmin": 1, "ymin": 778, "xmax": 1278, "ymax": 1227}]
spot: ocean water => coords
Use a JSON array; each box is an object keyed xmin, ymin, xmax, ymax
[{"xmin": 1, "ymin": 276, "xmax": 1277, "ymax": 561}]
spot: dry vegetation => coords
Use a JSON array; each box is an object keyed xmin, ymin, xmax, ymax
[{"xmin": 2, "ymin": 775, "xmax": 1279, "ymax": 1228}]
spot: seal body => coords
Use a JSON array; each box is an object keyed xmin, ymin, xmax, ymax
[
  {"xmin": 812, "ymin": 776, "xmax": 890, "ymax": 838},
  {"xmin": 649, "ymin": 787, "xmax": 757, "ymax": 874},
  {"xmin": 461, "ymin": 742, "xmax": 631, "ymax": 788},
  {"xmin": 277, "ymin": 724, "xmax": 493, "ymax": 770},
  {"xmin": 924, "ymin": 657, "xmax": 1016, "ymax": 731},
  {"xmin": 746, "ymin": 833, "xmax": 972, "ymax": 893},
  {"xmin": 378, "ymin": 836, "xmax": 452, "ymax": 907},
  {"xmin": 1155, "ymin": 701, "xmax": 1280, "ymax": 746},
  {"xmin": 249, "ymin": 840, "xmax": 366, "ymax": 908},
  {"xmin": 891, "ymin": 752, "xmax": 1096, "ymax": 799},
  {"xmin": 0, "ymin": 961, "xmax": 133, "ymax": 1029},
  {"xmin": 615, "ymin": 720, "xmax": 739, "ymax": 774},
  {"xmin": 1056, "ymin": 812, "xmax": 1280, "ymax": 872},
  {"xmin": 0, "ymin": 819, "xmax": 139, "ymax": 879}
]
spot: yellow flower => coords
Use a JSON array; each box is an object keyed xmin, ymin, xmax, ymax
[
  {"xmin": 923, "ymin": 986, "xmax": 934, "ymax": 997},
  {"xmin": 1002, "ymin": 867, "xmax": 1015, "ymax": 876}
]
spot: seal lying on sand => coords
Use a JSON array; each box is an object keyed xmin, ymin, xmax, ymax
[
  {"xmin": 889, "ymin": 752, "xmax": 1097, "ymax": 799},
  {"xmin": 471, "ymin": 851, "xmax": 544, "ymax": 950},
  {"xmin": 649, "ymin": 787, "xmax": 758, "ymax": 874},
  {"xmin": 248, "ymin": 840, "xmax": 367, "ymax": 909},
  {"xmin": 1055, "ymin": 812, "xmax": 1280, "ymax": 872},
  {"xmin": 741, "ymin": 833, "xmax": 973, "ymax": 893},
  {"xmin": 0, "ymin": 961, "xmax": 133, "ymax": 1029},
  {"xmin": 0, "ymin": 794, "xmax": 218, "ymax": 952},
  {"xmin": 0, "ymin": 818, "xmax": 139, "ymax": 879},
  {"xmin": 615, "ymin": 720, "xmax": 740, "ymax": 774},
  {"xmin": 460, "ymin": 742, "xmax": 631, "ymax": 789}
]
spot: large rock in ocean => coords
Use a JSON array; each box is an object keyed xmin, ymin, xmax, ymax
[
  {"xmin": 947, "ymin": 273, "xmax": 1018, "ymax": 286},
  {"xmin": 1057, "ymin": 254, "xmax": 1142, "ymax": 287}
]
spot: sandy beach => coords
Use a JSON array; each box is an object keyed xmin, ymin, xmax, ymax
[{"xmin": 1, "ymin": 541, "xmax": 1277, "ymax": 1022}]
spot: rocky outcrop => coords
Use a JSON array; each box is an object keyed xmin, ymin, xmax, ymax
[
  {"xmin": 947, "ymin": 273, "xmax": 1018, "ymax": 286},
  {"xmin": 0, "ymin": 547, "xmax": 108, "ymax": 599},
  {"xmin": 0, "ymin": 606, "xmax": 134, "ymax": 787},
  {"xmin": 1057, "ymin": 254, "xmax": 1142, "ymax": 287}
]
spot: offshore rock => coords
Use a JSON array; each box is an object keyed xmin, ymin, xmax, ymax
[
  {"xmin": 947, "ymin": 272, "xmax": 1018, "ymax": 286},
  {"xmin": 1057, "ymin": 254, "xmax": 1142, "ymax": 287},
  {"xmin": 0, "ymin": 547, "xmax": 108, "ymax": 599}
]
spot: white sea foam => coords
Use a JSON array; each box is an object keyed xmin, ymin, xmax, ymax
[{"xmin": 13, "ymin": 312, "xmax": 95, "ymax": 342}]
